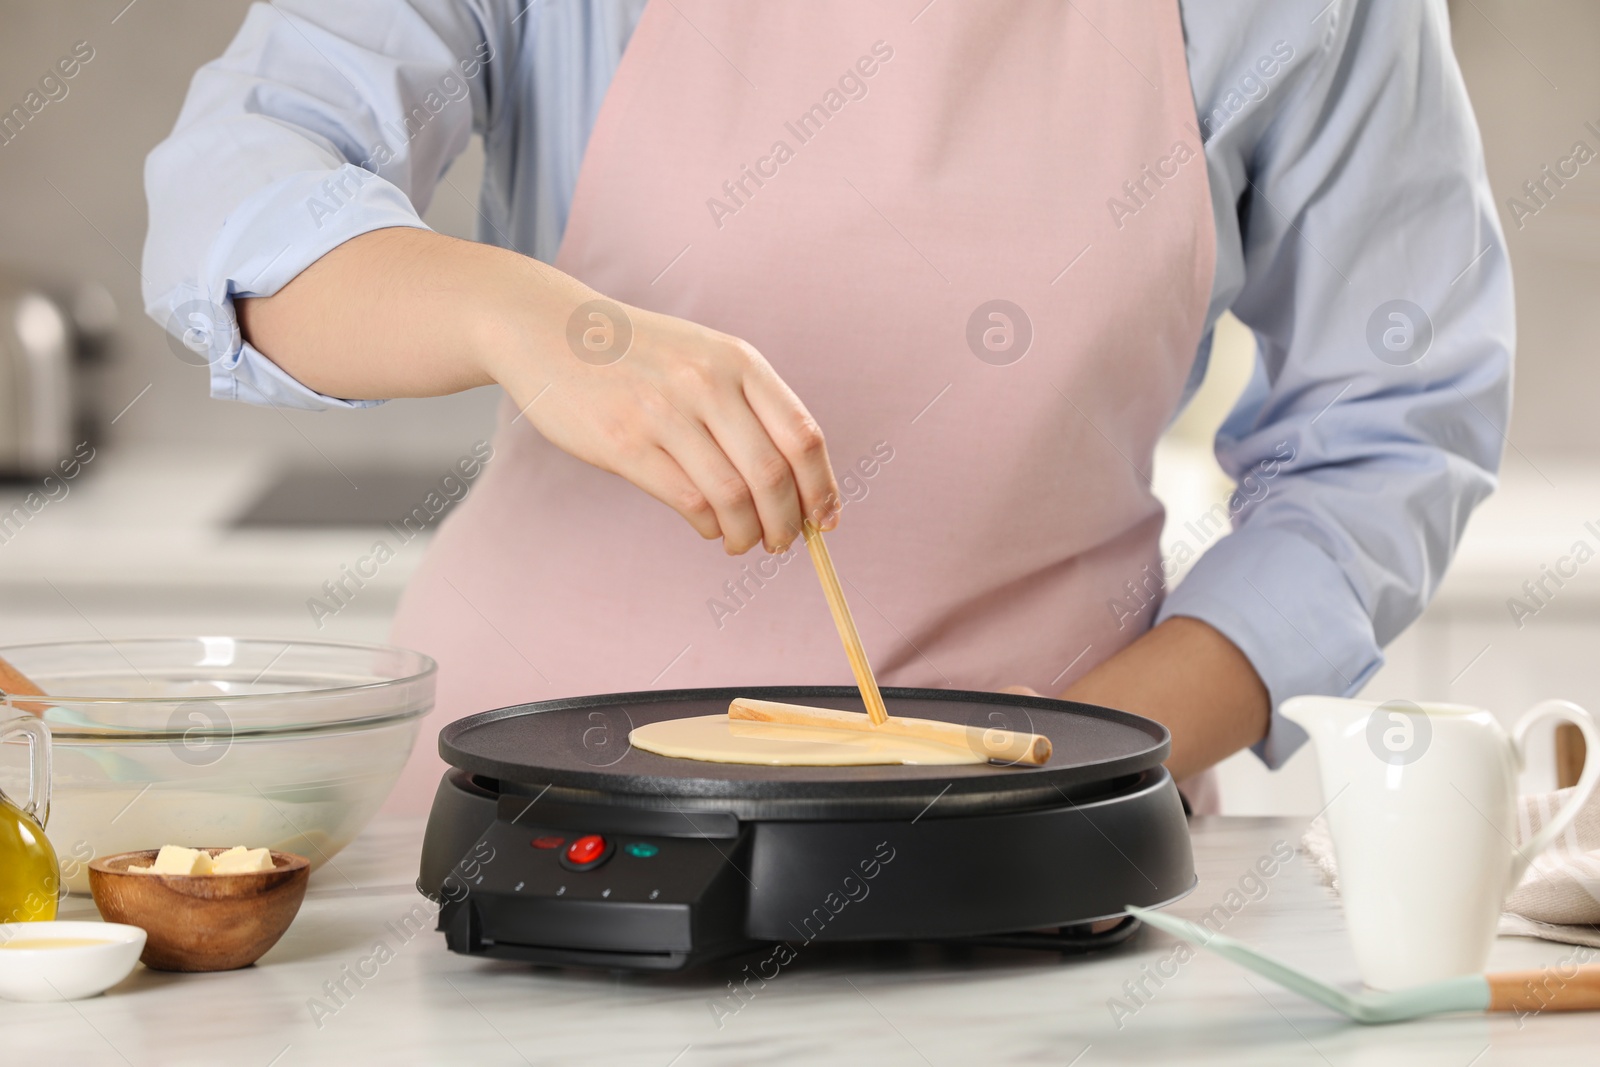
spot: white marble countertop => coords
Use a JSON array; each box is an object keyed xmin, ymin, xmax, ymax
[{"xmin": 5, "ymin": 815, "xmax": 1593, "ymax": 1066}]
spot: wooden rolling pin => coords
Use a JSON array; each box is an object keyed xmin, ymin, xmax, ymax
[
  {"xmin": 729, "ymin": 697, "xmax": 1052, "ymax": 766},
  {"xmin": 0, "ymin": 654, "xmax": 49, "ymax": 716}
]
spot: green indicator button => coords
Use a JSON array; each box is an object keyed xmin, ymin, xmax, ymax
[{"xmin": 625, "ymin": 842, "xmax": 659, "ymax": 858}]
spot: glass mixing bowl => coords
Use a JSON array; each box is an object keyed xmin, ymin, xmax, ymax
[{"xmin": 0, "ymin": 638, "xmax": 435, "ymax": 894}]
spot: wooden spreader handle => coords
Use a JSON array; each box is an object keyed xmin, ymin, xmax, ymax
[
  {"xmin": 729, "ymin": 697, "xmax": 1053, "ymax": 766},
  {"xmin": 801, "ymin": 521, "xmax": 890, "ymax": 726},
  {"xmin": 1488, "ymin": 965, "xmax": 1600, "ymax": 1013},
  {"xmin": 0, "ymin": 654, "xmax": 49, "ymax": 716}
]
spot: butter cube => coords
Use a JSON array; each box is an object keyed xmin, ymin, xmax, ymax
[
  {"xmin": 211, "ymin": 846, "xmax": 274, "ymax": 874},
  {"xmin": 150, "ymin": 845, "xmax": 214, "ymax": 875}
]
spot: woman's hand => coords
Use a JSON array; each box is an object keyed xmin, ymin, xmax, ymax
[
  {"xmin": 488, "ymin": 298, "xmax": 841, "ymax": 556},
  {"xmin": 240, "ymin": 228, "xmax": 841, "ymax": 555}
]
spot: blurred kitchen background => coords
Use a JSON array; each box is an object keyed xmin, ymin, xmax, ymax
[{"xmin": 0, "ymin": 1, "xmax": 1595, "ymax": 813}]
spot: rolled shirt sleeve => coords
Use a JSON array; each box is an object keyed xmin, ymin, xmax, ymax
[
  {"xmin": 1160, "ymin": 0, "xmax": 1514, "ymax": 766},
  {"xmin": 140, "ymin": 0, "xmax": 511, "ymax": 409}
]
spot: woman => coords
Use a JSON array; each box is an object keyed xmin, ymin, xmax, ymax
[{"xmin": 143, "ymin": 0, "xmax": 1511, "ymax": 812}]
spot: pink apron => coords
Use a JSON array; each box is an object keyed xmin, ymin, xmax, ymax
[{"xmin": 389, "ymin": 0, "xmax": 1214, "ymax": 812}]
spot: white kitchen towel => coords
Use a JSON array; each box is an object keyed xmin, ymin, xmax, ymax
[{"xmin": 1302, "ymin": 783, "xmax": 1600, "ymax": 948}]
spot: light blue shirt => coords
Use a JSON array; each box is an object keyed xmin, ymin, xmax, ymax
[{"xmin": 142, "ymin": 0, "xmax": 1513, "ymax": 767}]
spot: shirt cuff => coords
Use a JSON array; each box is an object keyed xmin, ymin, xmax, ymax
[
  {"xmin": 1156, "ymin": 524, "xmax": 1384, "ymax": 768},
  {"xmin": 192, "ymin": 164, "xmax": 430, "ymax": 410}
]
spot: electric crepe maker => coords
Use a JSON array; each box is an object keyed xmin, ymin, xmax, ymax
[{"xmin": 418, "ymin": 686, "xmax": 1194, "ymax": 971}]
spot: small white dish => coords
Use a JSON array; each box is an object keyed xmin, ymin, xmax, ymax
[{"xmin": 0, "ymin": 921, "xmax": 146, "ymax": 1001}]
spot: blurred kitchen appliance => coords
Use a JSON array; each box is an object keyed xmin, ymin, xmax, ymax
[{"xmin": 0, "ymin": 274, "xmax": 112, "ymax": 479}]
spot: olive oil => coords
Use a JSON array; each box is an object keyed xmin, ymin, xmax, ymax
[
  {"xmin": 0, "ymin": 792, "xmax": 59, "ymax": 923},
  {"xmin": 0, "ymin": 937, "xmax": 107, "ymax": 950}
]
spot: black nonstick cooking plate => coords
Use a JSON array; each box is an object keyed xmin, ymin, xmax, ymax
[{"xmin": 439, "ymin": 685, "xmax": 1168, "ymax": 819}]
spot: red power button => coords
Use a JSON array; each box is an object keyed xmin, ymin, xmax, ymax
[{"xmin": 563, "ymin": 834, "xmax": 609, "ymax": 870}]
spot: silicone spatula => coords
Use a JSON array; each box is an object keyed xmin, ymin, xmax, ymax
[{"xmin": 1127, "ymin": 904, "xmax": 1600, "ymax": 1023}]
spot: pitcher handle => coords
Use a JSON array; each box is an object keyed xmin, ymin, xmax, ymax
[
  {"xmin": 0, "ymin": 714, "xmax": 51, "ymax": 829},
  {"xmin": 1510, "ymin": 699, "xmax": 1600, "ymax": 886}
]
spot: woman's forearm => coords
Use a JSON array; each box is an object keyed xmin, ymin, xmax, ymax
[
  {"xmin": 1061, "ymin": 616, "xmax": 1270, "ymax": 780},
  {"xmin": 236, "ymin": 227, "xmax": 842, "ymax": 555},
  {"xmin": 236, "ymin": 227, "xmax": 579, "ymax": 400}
]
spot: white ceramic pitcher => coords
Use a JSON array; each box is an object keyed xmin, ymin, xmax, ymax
[{"xmin": 1282, "ymin": 696, "xmax": 1600, "ymax": 990}]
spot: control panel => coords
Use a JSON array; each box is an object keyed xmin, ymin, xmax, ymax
[
  {"xmin": 429, "ymin": 783, "xmax": 753, "ymax": 970},
  {"xmin": 457, "ymin": 819, "xmax": 735, "ymax": 906}
]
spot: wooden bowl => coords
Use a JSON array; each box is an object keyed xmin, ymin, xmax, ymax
[{"xmin": 87, "ymin": 849, "xmax": 310, "ymax": 972}]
